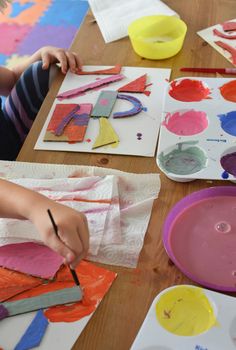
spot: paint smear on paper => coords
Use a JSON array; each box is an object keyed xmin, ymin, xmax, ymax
[
  {"xmin": 215, "ymin": 41, "xmax": 236, "ymax": 65},
  {"xmin": 213, "ymin": 28, "xmax": 236, "ymax": 40},
  {"xmin": 158, "ymin": 142, "xmax": 207, "ymax": 175},
  {"xmin": 113, "ymin": 94, "xmax": 143, "ymax": 118},
  {"xmin": 155, "ymin": 286, "xmax": 217, "ymax": 336},
  {"xmin": 162, "ymin": 109, "xmax": 208, "ymax": 136},
  {"xmin": 219, "ymin": 80, "xmax": 236, "ymax": 102},
  {"xmin": 6, "ymin": 261, "xmax": 116, "ymax": 323},
  {"xmin": 218, "ymin": 110, "xmax": 236, "ymax": 136},
  {"xmin": 221, "ymin": 151, "xmax": 236, "ymax": 176},
  {"xmin": 169, "ymin": 79, "xmax": 211, "ymax": 102}
]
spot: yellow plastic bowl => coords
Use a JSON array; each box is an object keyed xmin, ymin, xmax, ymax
[{"xmin": 128, "ymin": 15, "xmax": 187, "ymax": 60}]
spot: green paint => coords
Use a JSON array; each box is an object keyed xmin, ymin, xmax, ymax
[
  {"xmin": 2, "ymin": 287, "xmax": 82, "ymax": 317},
  {"xmin": 158, "ymin": 142, "xmax": 207, "ymax": 175}
]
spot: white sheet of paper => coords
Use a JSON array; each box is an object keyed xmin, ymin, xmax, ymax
[
  {"xmin": 88, "ymin": 0, "xmax": 178, "ymax": 43},
  {"xmin": 197, "ymin": 18, "xmax": 236, "ymax": 66},
  {"xmin": 35, "ymin": 66, "xmax": 171, "ymax": 157}
]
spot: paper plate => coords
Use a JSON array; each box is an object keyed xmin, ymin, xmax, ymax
[{"xmin": 163, "ymin": 186, "xmax": 236, "ymax": 291}]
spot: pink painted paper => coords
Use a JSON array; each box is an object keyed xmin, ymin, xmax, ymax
[
  {"xmin": 0, "ymin": 242, "xmax": 63, "ymax": 279},
  {"xmin": 57, "ymin": 74, "xmax": 124, "ymax": 100}
]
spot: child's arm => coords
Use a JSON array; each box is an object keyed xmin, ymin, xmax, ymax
[
  {"xmin": 0, "ymin": 46, "xmax": 82, "ymax": 96},
  {"xmin": 0, "ymin": 178, "xmax": 89, "ymax": 268}
]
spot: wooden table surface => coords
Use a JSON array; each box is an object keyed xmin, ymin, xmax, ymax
[{"xmin": 17, "ymin": 1, "xmax": 236, "ymax": 349}]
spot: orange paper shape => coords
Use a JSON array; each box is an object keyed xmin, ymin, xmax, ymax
[
  {"xmin": 0, "ymin": 267, "xmax": 42, "ymax": 302},
  {"xmin": 77, "ymin": 64, "xmax": 121, "ymax": 75},
  {"xmin": 118, "ymin": 74, "xmax": 151, "ymax": 96},
  {"xmin": 44, "ymin": 103, "xmax": 92, "ymax": 142}
]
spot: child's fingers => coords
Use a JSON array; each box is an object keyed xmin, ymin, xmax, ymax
[
  {"xmin": 41, "ymin": 52, "xmax": 50, "ymax": 70},
  {"xmin": 65, "ymin": 52, "xmax": 77, "ymax": 73},
  {"xmin": 55, "ymin": 50, "xmax": 68, "ymax": 74},
  {"xmin": 45, "ymin": 232, "xmax": 76, "ymax": 264}
]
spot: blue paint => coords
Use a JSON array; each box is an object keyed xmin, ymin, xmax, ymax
[
  {"xmin": 195, "ymin": 345, "xmax": 208, "ymax": 350},
  {"xmin": 142, "ymin": 107, "xmax": 147, "ymax": 111},
  {"xmin": 10, "ymin": 1, "xmax": 34, "ymax": 18},
  {"xmin": 39, "ymin": 0, "xmax": 89, "ymax": 26},
  {"xmin": 0, "ymin": 54, "xmax": 7, "ymax": 66},
  {"xmin": 222, "ymin": 170, "xmax": 229, "ymax": 179},
  {"xmin": 113, "ymin": 94, "xmax": 143, "ymax": 118},
  {"xmin": 206, "ymin": 138, "xmax": 226, "ymax": 143},
  {"xmin": 218, "ymin": 110, "xmax": 236, "ymax": 136},
  {"xmin": 14, "ymin": 310, "xmax": 49, "ymax": 350}
]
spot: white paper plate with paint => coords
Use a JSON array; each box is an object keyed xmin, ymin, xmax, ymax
[
  {"xmin": 156, "ymin": 77, "xmax": 236, "ymax": 182},
  {"xmin": 131, "ymin": 284, "xmax": 236, "ymax": 350}
]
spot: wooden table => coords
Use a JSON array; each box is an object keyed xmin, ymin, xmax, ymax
[{"xmin": 17, "ymin": 1, "xmax": 236, "ymax": 349}]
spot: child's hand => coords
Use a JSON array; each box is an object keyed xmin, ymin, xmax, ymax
[
  {"xmin": 0, "ymin": 0, "xmax": 11, "ymax": 13},
  {"xmin": 30, "ymin": 200, "xmax": 89, "ymax": 269},
  {"xmin": 39, "ymin": 46, "xmax": 82, "ymax": 74}
]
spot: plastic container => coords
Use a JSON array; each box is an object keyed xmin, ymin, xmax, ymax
[{"xmin": 128, "ymin": 15, "xmax": 187, "ymax": 60}]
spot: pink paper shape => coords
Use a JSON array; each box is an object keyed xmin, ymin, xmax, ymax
[
  {"xmin": 0, "ymin": 242, "xmax": 63, "ymax": 279},
  {"xmin": 0, "ymin": 23, "xmax": 32, "ymax": 55}
]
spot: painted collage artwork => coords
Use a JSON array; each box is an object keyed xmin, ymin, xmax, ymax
[
  {"xmin": 35, "ymin": 65, "xmax": 171, "ymax": 157},
  {"xmin": 197, "ymin": 18, "xmax": 236, "ymax": 66},
  {"xmin": 156, "ymin": 77, "xmax": 236, "ymax": 181},
  {"xmin": 0, "ymin": 0, "xmax": 88, "ymax": 67}
]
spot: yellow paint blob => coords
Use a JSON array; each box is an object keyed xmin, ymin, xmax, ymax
[{"xmin": 155, "ymin": 286, "xmax": 217, "ymax": 336}]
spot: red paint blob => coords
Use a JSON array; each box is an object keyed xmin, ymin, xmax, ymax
[
  {"xmin": 219, "ymin": 80, "xmax": 236, "ymax": 102},
  {"xmin": 169, "ymin": 79, "xmax": 211, "ymax": 102}
]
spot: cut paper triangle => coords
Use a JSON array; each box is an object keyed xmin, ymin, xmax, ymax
[
  {"xmin": 92, "ymin": 117, "xmax": 119, "ymax": 149},
  {"xmin": 118, "ymin": 74, "xmax": 151, "ymax": 96},
  {"xmin": 77, "ymin": 64, "xmax": 122, "ymax": 75}
]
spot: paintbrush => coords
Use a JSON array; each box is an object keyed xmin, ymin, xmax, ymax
[{"xmin": 47, "ymin": 209, "xmax": 80, "ymax": 286}]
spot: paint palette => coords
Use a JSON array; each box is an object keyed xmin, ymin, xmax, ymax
[
  {"xmin": 163, "ymin": 186, "xmax": 236, "ymax": 292},
  {"xmin": 156, "ymin": 77, "xmax": 236, "ymax": 182},
  {"xmin": 131, "ymin": 284, "xmax": 236, "ymax": 350}
]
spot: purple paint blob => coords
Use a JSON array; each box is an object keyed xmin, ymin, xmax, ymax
[
  {"xmin": 0, "ymin": 304, "xmax": 9, "ymax": 320},
  {"xmin": 221, "ymin": 152, "xmax": 236, "ymax": 176},
  {"xmin": 218, "ymin": 110, "xmax": 236, "ymax": 136},
  {"xmin": 162, "ymin": 109, "xmax": 208, "ymax": 136}
]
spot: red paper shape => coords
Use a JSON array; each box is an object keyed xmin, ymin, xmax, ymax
[
  {"xmin": 77, "ymin": 64, "xmax": 122, "ymax": 75},
  {"xmin": 118, "ymin": 74, "xmax": 151, "ymax": 96},
  {"xmin": 222, "ymin": 21, "xmax": 236, "ymax": 32}
]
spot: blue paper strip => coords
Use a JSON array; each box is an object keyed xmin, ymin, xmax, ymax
[{"xmin": 14, "ymin": 310, "xmax": 49, "ymax": 350}]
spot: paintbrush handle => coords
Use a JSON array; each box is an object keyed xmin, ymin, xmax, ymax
[{"xmin": 180, "ymin": 67, "xmax": 236, "ymax": 74}]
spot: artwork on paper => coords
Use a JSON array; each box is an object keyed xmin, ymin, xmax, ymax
[
  {"xmin": 0, "ymin": 260, "xmax": 117, "ymax": 350},
  {"xmin": 44, "ymin": 103, "xmax": 92, "ymax": 142},
  {"xmin": 35, "ymin": 66, "xmax": 171, "ymax": 157},
  {"xmin": 197, "ymin": 18, "xmax": 236, "ymax": 66}
]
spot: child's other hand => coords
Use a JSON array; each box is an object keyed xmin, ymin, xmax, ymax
[
  {"xmin": 40, "ymin": 46, "xmax": 82, "ymax": 74},
  {"xmin": 30, "ymin": 200, "xmax": 89, "ymax": 269}
]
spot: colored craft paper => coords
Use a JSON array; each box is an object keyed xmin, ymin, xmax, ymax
[
  {"xmin": 91, "ymin": 91, "xmax": 118, "ymax": 118},
  {"xmin": 197, "ymin": 19, "xmax": 236, "ymax": 66},
  {"xmin": 2, "ymin": 287, "xmax": 82, "ymax": 317},
  {"xmin": 118, "ymin": 74, "xmax": 151, "ymax": 95},
  {"xmin": 223, "ymin": 20, "xmax": 236, "ymax": 32},
  {"xmin": 113, "ymin": 93, "xmax": 143, "ymax": 118},
  {"xmin": 92, "ymin": 117, "xmax": 119, "ymax": 149},
  {"xmin": 78, "ymin": 64, "xmax": 121, "ymax": 75},
  {"xmin": 14, "ymin": 310, "xmax": 49, "ymax": 350},
  {"xmin": 0, "ymin": 242, "xmax": 63, "ymax": 279},
  {"xmin": 35, "ymin": 66, "xmax": 171, "ymax": 157},
  {"xmin": 57, "ymin": 74, "xmax": 125, "ymax": 100},
  {"xmin": 0, "ymin": 267, "xmax": 42, "ymax": 302},
  {"xmin": 215, "ymin": 41, "xmax": 236, "ymax": 65},
  {"xmin": 44, "ymin": 103, "xmax": 92, "ymax": 142}
]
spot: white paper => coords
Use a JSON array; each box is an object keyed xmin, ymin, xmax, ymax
[
  {"xmin": 88, "ymin": 0, "xmax": 179, "ymax": 43},
  {"xmin": 35, "ymin": 65, "xmax": 171, "ymax": 157}
]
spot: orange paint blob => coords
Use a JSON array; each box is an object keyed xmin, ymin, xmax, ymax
[
  {"xmin": 169, "ymin": 79, "xmax": 211, "ymax": 102},
  {"xmin": 219, "ymin": 80, "xmax": 236, "ymax": 102}
]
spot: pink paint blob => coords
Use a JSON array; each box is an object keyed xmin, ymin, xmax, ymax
[
  {"xmin": 162, "ymin": 109, "xmax": 208, "ymax": 136},
  {"xmin": 100, "ymin": 98, "xmax": 109, "ymax": 106},
  {"xmin": 169, "ymin": 79, "xmax": 211, "ymax": 102},
  {"xmin": 168, "ymin": 195, "xmax": 236, "ymax": 290}
]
